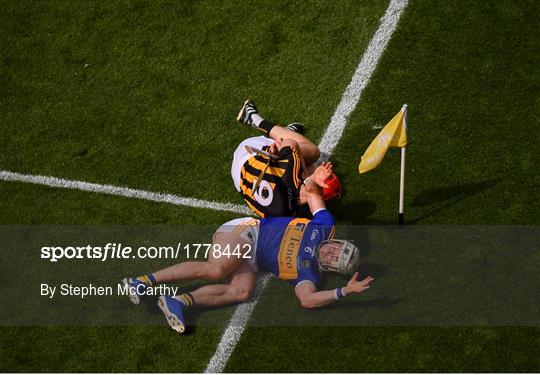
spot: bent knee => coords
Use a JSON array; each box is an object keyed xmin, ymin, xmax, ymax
[
  {"xmin": 282, "ymin": 138, "xmax": 300, "ymax": 151},
  {"xmin": 311, "ymin": 147, "xmax": 321, "ymax": 162},
  {"xmin": 206, "ymin": 264, "xmax": 227, "ymax": 281},
  {"xmin": 232, "ymin": 286, "xmax": 252, "ymax": 303}
]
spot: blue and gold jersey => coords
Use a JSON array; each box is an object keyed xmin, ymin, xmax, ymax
[{"xmin": 256, "ymin": 209, "xmax": 336, "ymax": 286}]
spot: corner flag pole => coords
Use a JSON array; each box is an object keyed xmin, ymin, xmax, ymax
[{"xmin": 398, "ymin": 104, "xmax": 408, "ymax": 225}]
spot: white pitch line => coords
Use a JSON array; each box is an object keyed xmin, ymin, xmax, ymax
[
  {"xmin": 0, "ymin": 170, "xmax": 251, "ymax": 215},
  {"xmin": 0, "ymin": 0, "xmax": 407, "ymax": 370},
  {"xmin": 205, "ymin": 0, "xmax": 409, "ymax": 372},
  {"xmin": 318, "ymin": 0, "xmax": 409, "ymax": 157},
  {"xmin": 203, "ymin": 273, "xmax": 271, "ymax": 373}
]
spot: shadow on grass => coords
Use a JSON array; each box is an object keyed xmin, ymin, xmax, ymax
[
  {"xmin": 141, "ymin": 299, "xmax": 217, "ymax": 335},
  {"xmin": 319, "ymin": 295, "xmax": 400, "ymax": 311},
  {"xmin": 410, "ymin": 178, "xmax": 502, "ymax": 223},
  {"xmin": 358, "ymin": 262, "xmax": 388, "ymax": 278},
  {"xmin": 333, "ymin": 199, "xmax": 407, "ymax": 225},
  {"xmin": 332, "ymin": 199, "xmax": 377, "ymax": 223}
]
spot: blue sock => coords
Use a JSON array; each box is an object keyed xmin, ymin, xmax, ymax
[
  {"xmin": 176, "ymin": 293, "xmax": 195, "ymax": 308},
  {"xmin": 136, "ymin": 273, "xmax": 156, "ymax": 286}
]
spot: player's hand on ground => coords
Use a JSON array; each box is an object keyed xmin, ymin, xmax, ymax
[
  {"xmin": 311, "ymin": 162, "xmax": 333, "ymax": 188},
  {"xmin": 345, "ymin": 272, "xmax": 374, "ymax": 294}
]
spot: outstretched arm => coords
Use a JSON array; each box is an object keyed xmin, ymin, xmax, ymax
[{"xmin": 295, "ymin": 273, "xmax": 374, "ymax": 309}]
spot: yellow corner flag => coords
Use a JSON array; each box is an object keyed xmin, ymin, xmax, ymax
[{"xmin": 359, "ymin": 105, "xmax": 408, "ymax": 174}]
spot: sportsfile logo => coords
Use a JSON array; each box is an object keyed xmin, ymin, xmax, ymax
[
  {"xmin": 41, "ymin": 243, "xmax": 132, "ymax": 262},
  {"xmin": 40, "ymin": 243, "xmax": 251, "ymax": 262}
]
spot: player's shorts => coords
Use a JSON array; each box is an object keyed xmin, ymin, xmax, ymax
[
  {"xmin": 232, "ymin": 137, "xmax": 304, "ymax": 218},
  {"xmin": 213, "ymin": 217, "xmax": 260, "ymax": 272}
]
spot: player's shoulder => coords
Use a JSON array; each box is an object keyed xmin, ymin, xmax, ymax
[
  {"xmin": 260, "ymin": 216, "xmax": 294, "ymax": 227},
  {"xmin": 309, "ymin": 208, "xmax": 336, "ymax": 225}
]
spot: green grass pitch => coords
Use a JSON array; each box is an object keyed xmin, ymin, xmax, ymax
[{"xmin": 1, "ymin": 0, "xmax": 539, "ymax": 372}]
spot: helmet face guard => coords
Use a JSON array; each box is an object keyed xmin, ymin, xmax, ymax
[{"xmin": 316, "ymin": 239, "xmax": 360, "ymax": 275}]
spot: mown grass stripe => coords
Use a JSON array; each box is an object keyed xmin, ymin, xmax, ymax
[
  {"xmin": 318, "ymin": 0, "xmax": 409, "ymax": 157},
  {"xmin": 204, "ymin": 274, "xmax": 271, "ymax": 373},
  {"xmin": 205, "ymin": 0, "xmax": 409, "ymax": 372}
]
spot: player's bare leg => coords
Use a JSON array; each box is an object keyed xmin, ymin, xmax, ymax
[
  {"xmin": 151, "ymin": 232, "xmax": 249, "ymax": 283},
  {"xmin": 268, "ymin": 126, "xmax": 320, "ymax": 166},
  {"xmin": 190, "ymin": 262, "xmax": 255, "ymax": 307},
  {"xmin": 273, "ymin": 138, "xmax": 318, "ymax": 179},
  {"xmin": 124, "ymin": 229, "xmax": 254, "ymax": 333},
  {"xmin": 122, "ymin": 232, "xmax": 250, "ymax": 304},
  {"xmin": 237, "ymin": 99, "xmax": 320, "ymax": 166},
  {"xmin": 156, "ymin": 258, "xmax": 255, "ymax": 334}
]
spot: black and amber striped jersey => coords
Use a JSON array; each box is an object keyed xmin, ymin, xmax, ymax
[{"xmin": 239, "ymin": 145, "xmax": 304, "ymax": 218}]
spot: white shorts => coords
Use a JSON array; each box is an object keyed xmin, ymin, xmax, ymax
[
  {"xmin": 231, "ymin": 136, "xmax": 274, "ymax": 192},
  {"xmin": 213, "ymin": 217, "xmax": 260, "ymax": 272}
]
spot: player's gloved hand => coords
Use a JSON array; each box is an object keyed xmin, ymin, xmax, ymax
[
  {"xmin": 344, "ymin": 272, "xmax": 374, "ymax": 295},
  {"xmin": 311, "ymin": 162, "xmax": 333, "ymax": 189}
]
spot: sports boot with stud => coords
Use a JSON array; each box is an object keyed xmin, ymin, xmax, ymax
[
  {"xmin": 237, "ymin": 99, "xmax": 259, "ymax": 128},
  {"xmin": 285, "ymin": 122, "xmax": 305, "ymax": 134}
]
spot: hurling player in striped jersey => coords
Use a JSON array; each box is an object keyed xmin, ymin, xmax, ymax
[
  {"xmin": 122, "ymin": 163, "xmax": 373, "ymax": 334},
  {"xmin": 232, "ymin": 99, "xmax": 342, "ymax": 218}
]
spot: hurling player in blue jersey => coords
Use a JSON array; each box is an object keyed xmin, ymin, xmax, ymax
[{"xmin": 122, "ymin": 162, "xmax": 374, "ymax": 334}]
